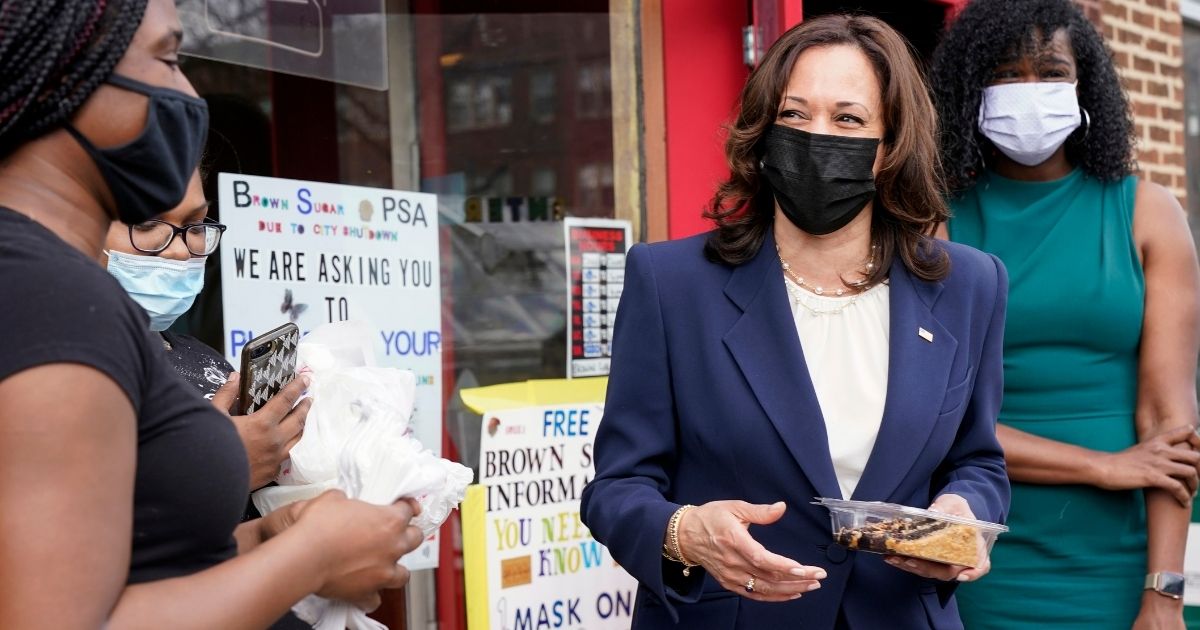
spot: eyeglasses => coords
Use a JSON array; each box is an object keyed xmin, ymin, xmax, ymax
[{"xmin": 127, "ymin": 219, "xmax": 228, "ymax": 256}]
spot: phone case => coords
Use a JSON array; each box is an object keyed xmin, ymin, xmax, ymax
[{"xmin": 239, "ymin": 324, "xmax": 300, "ymax": 415}]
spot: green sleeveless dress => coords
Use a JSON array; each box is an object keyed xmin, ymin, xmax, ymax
[{"xmin": 949, "ymin": 169, "xmax": 1145, "ymax": 629}]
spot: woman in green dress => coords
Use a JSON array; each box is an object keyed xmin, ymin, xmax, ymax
[{"xmin": 930, "ymin": 1, "xmax": 1200, "ymax": 628}]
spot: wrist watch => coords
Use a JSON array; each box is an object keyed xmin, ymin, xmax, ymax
[{"xmin": 1144, "ymin": 572, "xmax": 1186, "ymax": 599}]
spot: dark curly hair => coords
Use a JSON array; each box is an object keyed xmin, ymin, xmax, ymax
[
  {"xmin": 0, "ymin": 0, "xmax": 148, "ymax": 159},
  {"xmin": 704, "ymin": 13, "xmax": 949, "ymax": 285},
  {"xmin": 930, "ymin": 0, "xmax": 1135, "ymax": 193}
]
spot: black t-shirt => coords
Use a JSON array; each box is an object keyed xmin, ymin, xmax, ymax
[
  {"xmin": 161, "ymin": 330, "xmax": 234, "ymax": 401},
  {"xmin": 160, "ymin": 307, "xmax": 312, "ymax": 630},
  {"xmin": 0, "ymin": 208, "xmax": 249, "ymax": 582},
  {"xmin": 161, "ymin": 331, "xmax": 266, "ymax": 523},
  {"xmin": 130, "ymin": 266, "xmax": 308, "ymax": 629}
]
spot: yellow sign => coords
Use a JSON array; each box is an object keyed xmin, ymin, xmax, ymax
[
  {"xmin": 462, "ymin": 378, "xmax": 634, "ymax": 630},
  {"xmin": 459, "ymin": 377, "xmax": 608, "ymax": 415}
]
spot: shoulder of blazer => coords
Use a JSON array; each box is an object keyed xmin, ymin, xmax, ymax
[
  {"xmin": 630, "ymin": 230, "xmax": 729, "ymax": 284},
  {"xmin": 634, "ymin": 231, "xmax": 712, "ymax": 261}
]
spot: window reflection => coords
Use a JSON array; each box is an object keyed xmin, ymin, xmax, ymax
[
  {"xmin": 575, "ymin": 63, "xmax": 612, "ymax": 119},
  {"xmin": 181, "ymin": 4, "xmax": 618, "ymax": 476},
  {"xmin": 421, "ymin": 7, "xmax": 614, "ymax": 472},
  {"xmin": 530, "ymin": 70, "xmax": 557, "ymax": 124}
]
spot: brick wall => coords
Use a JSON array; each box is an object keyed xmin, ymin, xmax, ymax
[
  {"xmin": 1082, "ymin": 0, "xmax": 1187, "ymax": 202},
  {"xmin": 1077, "ymin": 0, "xmax": 1103, "ymax": 23}
]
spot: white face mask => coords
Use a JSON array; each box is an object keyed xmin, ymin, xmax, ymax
[
  {"xmin": 106, "ymin": 250, "xmax": 206, "ymax": 332},
  {"xmin": 978, "ymin": 82, "xmax": 1082, "ymax": 167}
]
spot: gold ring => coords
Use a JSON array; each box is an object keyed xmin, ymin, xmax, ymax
[{"xmin": 745, "ymin": 576, "xmax": 756, "ymax": 593}]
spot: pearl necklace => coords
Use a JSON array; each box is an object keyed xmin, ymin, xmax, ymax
[
  {"xmin": 775, "ymin": 243, "xmax": 878, "ymax": 296},
  {"xmin": 785, "ymin": 280, "xmax": 864, "ymax": 315}
]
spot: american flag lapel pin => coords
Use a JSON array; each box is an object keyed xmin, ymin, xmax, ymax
[{"xmin": 918, "ymin": 327, "xmax": 934, "ymax": 343}]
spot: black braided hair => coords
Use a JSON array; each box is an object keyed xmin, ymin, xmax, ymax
[
  {"xmin": 0, "ymin": 0, "xmax": 148, "ymax": 159},
  {"xmin": 930, "ymin": 0, "xmax": 1136, "ymax": 194}
]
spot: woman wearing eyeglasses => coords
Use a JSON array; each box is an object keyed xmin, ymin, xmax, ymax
[
  {"xmin": 104, "ymin": 170, "xmax": 225, "ymax": 366},
  {"xmin": 102, "ymin": 169, "xmax": 307, "ymax": 497}
]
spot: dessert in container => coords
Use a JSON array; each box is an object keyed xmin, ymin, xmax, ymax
[{"xmin": 813, "ymin": 497, "xmax": 1008, "ymax": 568}]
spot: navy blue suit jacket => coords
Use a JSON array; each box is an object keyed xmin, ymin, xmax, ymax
[{"xmin": 580, "ymin": 230, "xmax": 1010, "ymax": 629}]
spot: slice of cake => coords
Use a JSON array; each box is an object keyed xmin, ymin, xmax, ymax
[{"xmin": 835, "ymin": 516, "xmax": 980, "ymax": 567}]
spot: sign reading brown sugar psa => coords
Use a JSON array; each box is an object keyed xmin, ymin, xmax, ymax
[{"xmin": 218, "ymin": 173, "xmax": 442, "ymax": 571}]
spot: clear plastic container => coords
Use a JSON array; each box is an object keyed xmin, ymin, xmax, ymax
[{"xmin": 813, "ymin": 498, "xmax": 1008, "ymax": 568}]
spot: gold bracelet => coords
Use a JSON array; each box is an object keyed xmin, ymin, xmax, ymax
[{"xmin": 661, "ymin": 504, "xmax": 699, "ymax": 576}]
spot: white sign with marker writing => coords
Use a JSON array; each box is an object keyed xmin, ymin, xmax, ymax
[{"xmin": 218, "ymin": 172, "xmax": 442, "ymax": 568}]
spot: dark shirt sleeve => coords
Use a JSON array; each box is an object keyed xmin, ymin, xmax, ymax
[{"xmin": 0, "ymin": 249, "xmax": 151, "ymax": 410}]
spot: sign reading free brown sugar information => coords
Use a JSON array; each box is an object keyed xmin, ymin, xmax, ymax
[{"xmin": 474, "ymin": 404, "xmax": 636, "ymax": 629}]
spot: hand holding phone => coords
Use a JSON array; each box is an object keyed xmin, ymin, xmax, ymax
[{"xmin": 238, "ymin": 323, "xmax": 300, "ymax": 415}]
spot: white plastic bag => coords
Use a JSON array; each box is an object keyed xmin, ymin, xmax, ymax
[
  {"xmin": 283, "ymin": 367, "xmax": 417, "ymax": 485},
  {"xmin": 296, "ymin": 319, "xmax": 376, "ymax": 373},
  {"xmin": 252, "ymin": 321, "xmax": 472, "ymax": 630},
  {"xmin": 251, "ymin": 479, "xmax": 336, "ymax": 516},
  {"xmin": 291, "ymin": 399, "xmax": 473, "ymax": 630}
]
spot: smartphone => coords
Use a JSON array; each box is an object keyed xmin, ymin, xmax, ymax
[{"xmin": 237, "ymin": 322, "xmax": 300, "ymax": 415}]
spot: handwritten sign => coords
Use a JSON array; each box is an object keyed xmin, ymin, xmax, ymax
[
  {"xmin": 471, "ymin": 404, "xmax": 636, "ymax": 629},
  {"xmin": 218, "ymin": 172, "xmax": 442, "ymax": 569}
]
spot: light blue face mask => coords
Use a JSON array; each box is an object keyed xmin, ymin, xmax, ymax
[{"xmin": 106, "ymin": 250, "xmax": 206, "ymax": 331}]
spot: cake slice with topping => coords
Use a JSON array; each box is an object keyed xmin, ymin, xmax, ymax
[{"xmin": 836, "ymin": 516, "xmax": 980, "ymax": 567}]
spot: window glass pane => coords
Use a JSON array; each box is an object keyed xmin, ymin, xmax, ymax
[
  {"xmin": 179, "ymin": 0, "xmax": 389, "ymax": 90},
  {"xmin": 576, "ymin": 62, "xmax": 612, "ymax": 119},
  {"xmin": 418, "ymin": 7, "xmax": 615, "ymax": 481},
  {"xmin": 447, "ymin": 80, "xmax": 475, "ymax": 131},
  {"xmin": 532, "ymin": 167, "xmax": 557, "ymax": 196},
  {"xmin": 530, "ymin": 70, "xmax": 557, "ymax": 124},
  {"xmin": 178, "ymin": 15, "xmax": 621, "ymax": 620}
]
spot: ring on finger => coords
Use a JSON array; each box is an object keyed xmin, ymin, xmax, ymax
[{"xmin": 744, "ymin": 576, "xmax": 756, "ymax": 593}]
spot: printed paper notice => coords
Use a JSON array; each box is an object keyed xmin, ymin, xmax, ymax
[{"xmin": 564, "ymin": 218, "xmax": 631, "ymax": 378}]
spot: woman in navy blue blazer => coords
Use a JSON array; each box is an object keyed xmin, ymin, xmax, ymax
[{"xmin": 581, "ymin": 14, "xmax": 1010, "ymax": 630}]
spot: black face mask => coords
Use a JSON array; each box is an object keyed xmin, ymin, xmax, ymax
[
  {"xmin": 760, "ymin": 125, "xmax": 880, "ymax": 235},
  {"xmin": 67, "ymin": 74, "xmax": 209, "ymax": 225}
]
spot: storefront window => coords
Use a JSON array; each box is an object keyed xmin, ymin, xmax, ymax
[
  {"xmin": 417, "ymin": 9, "xmax": 619, "ymax": 503},
  {"xmin": 177, "ymin": 1, "xmax": 627, "ymax": 626}
]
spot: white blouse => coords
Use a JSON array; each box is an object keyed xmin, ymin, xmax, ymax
[{"xmin": 785, "ymin": 279, "xmax": 890, "ymax": 500}]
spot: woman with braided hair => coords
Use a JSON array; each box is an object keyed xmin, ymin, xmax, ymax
[{"xmin": 0, "ymin": 2, "xmax": 423, "ymax": 628}]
